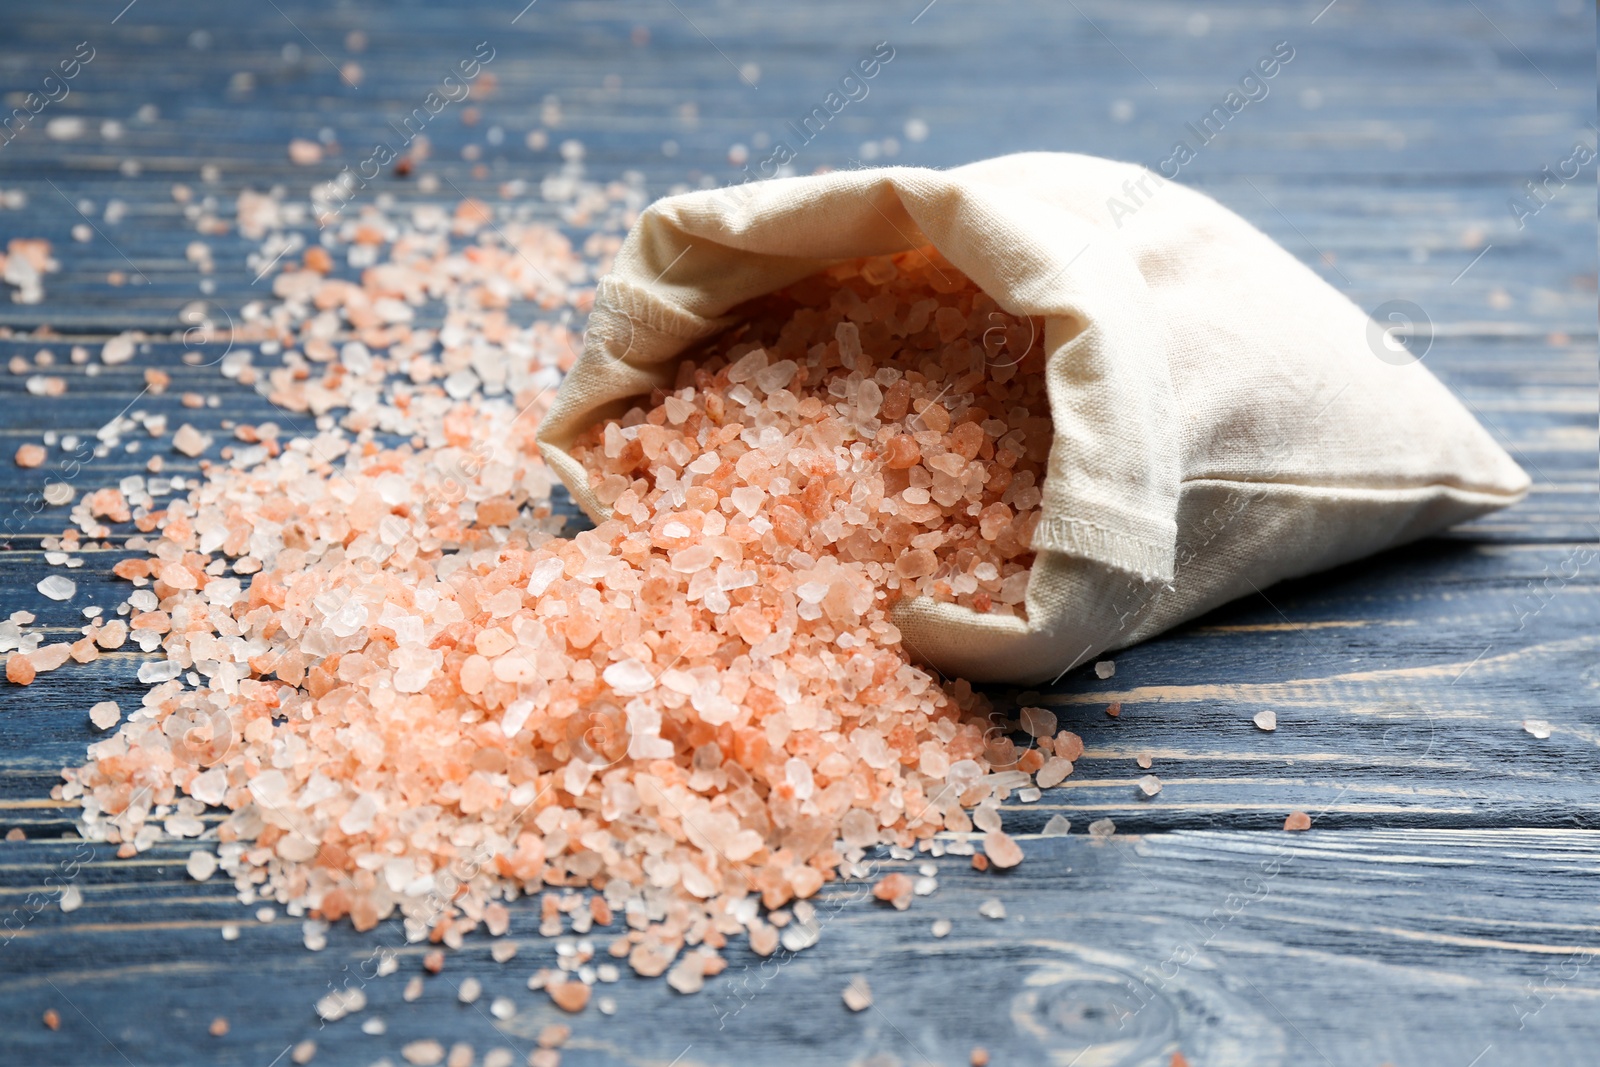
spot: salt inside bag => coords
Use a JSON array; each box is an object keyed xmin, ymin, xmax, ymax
[{"xmin": 537, "ymin": 153, "xmax": 1528, "ymax": 684}]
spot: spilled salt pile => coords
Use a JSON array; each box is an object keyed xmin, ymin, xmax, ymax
[{"xmin": 28, "ymin": 194, "xmax": 1071, "ymax": 1009}]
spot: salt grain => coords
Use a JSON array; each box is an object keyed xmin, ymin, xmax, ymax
[
  {"xmin": 1094, "ymin": 660, "xmax": 1116, "ymax": 679},
  {"xmin": 37, "ymin": 575, "xmax": 75, "ymax": 601},
  {"xmin": 1041, "ymin": 814, "xmax": 1072, "ymax": 836},
  {"xmin": 978, "ymin": 899, "xmax": 1006, "ymax": 920},
  {"xmin": 1253, "ymin": 710, "xmax": 1278, "ymax": 732},
  {"xmin": 89, "ymin": 700, "xmax": 120, "ymax": 730},
  {"xmin": 842, "ymin": 975, "xmax": 873, "ymax": 1011},
  {"xmin": 186, "ymin": 850, "xmax": 218, "ymax": 881}
]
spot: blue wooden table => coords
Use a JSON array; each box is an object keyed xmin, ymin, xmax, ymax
[{"xmin": 1, "ymin": 2, "xmax": 1595, "ymax": 1064}]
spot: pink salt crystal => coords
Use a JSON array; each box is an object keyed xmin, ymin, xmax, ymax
[
  {"xmin": 1035, "ymin": 757, "xmax": 1074, "ymax": 789},
  {"xmin": 1018, "ymin": 707, "xmax": 1056, "ymax": 738},
  {"xmin": 288, "ymin": 139, "xmax": 324, "ymax": 165},
  {"xmin": 984, "ymin": 831, "xmax": 1023, "ymax": 869},
  {"xmin": 842, "ymin": 975, "xmax": 873, "ymax": 1012},
  {"xmin": 171, "ymin": 424, "xmax": 207, "ymax": 457}
]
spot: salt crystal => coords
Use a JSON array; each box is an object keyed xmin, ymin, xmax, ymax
[
  {"xmin": 842, "ymin": 975, "xmax": 873, "ymax": 1011},
  {"xmin": 931, "ymin": 918, "xmax": 952, "ymax": 938},
  {"xmin": 37, "ymin": 575, "xmax": 75, "ymax": 601},
  {"xmin": 489, "ymin": 996, "xmax": 516, "ymax": 1019},
  {"xmin": 978, "ymin": 899, "xmax": 1006, "ymax": 920},
  {"xmin": 603, "ymin": 658, "xmax": 654, "ymax": 695},
  {"xmin": 1137, "ymin": 774, "xmax": 1162, "ymax": 798},
  {"xmin": 89, "ymin": 700, "xmax": 121, "ymax": 730},
  {"xmin": 187, "ymin": 850, "xmax": 218, "ymax": 881},
  {"xmin": 1041, "ymin": 814, "xmax": 1072, "ymax": 836},
  {"xmin": 101, "ymin": 334, "xmax": 136, "ymax": 365},
  {"xmin": 458, "ymin": 977, "xmax": 481, "ymax": 1003},
  {"xmin": 1094, "ymin": 660, "xmax": 1116, "ymax": 679},
  {"xmin": 59, "ymin": 884, "xmax": 83, "ymax": 912},
  {"xmin": 1253, "ymin": 710, "xmax": 1278, "ymax": 732},
  {"xmin": 172, "ymin": 424, "xmax": 208, "ymax": 456},
  {"xmin": 1523, "ymin": 719, "xmax": 1552, "ymax": 740},
  {"xmin": 1088, "ymin": 818, "xmax": 1116, "ymax": 839}
]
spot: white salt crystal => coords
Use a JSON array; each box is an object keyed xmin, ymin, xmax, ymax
[
  {"xmin": 1041, "ymin": 814, "xmax": 1072, "ymax": 836},
  {"xmin": 489, "ymin": 995, "xmax": 515, "ymax": 1019},
  {"xmin": 59, "ymin": 884, "xmax": 83, "ymax": 912},
  {"xmin": 603, "ymin": 658, "xmax": 654, "ymax": 695},
  {"xmin": 1523, "ymin": 719, "xmax": 1552, "ymax": 740},
  {"xmin": 187, "ymin": 850, "xmax": 219, "ymax": 881},
  {"xmin": 501, "ymin": 699, "xmax": 533, "ymax": 739},
  {"xmin": 89, "ymin": 701, "xmax": 121, "ymax": 730},
  {"xmin": 526, "ymin": 557, "xmax": 566, "ymax": 596},
  {"xmin": 931, "ymin": 918, "xmax": 952, "ymax": 938},
  {"xmin": 101, "ymin": 333, "xmax": 136, "ymax": 365},
  {"xmin": 978, "ymin": 899, "xmax": 1006, "ymax": 920},
  {"xmin": 188, "ymin": 767, "xmax": 227, "ymax": 809},
  {"xmin": 458, "ymin": 977, "xmax": 481, "ymax": 1003},
  {"xmin": 1094, "ymin": 660, "xmax": 1116, "ymax": 679},
  {"xmin": 1253, "ymin": 710, "xmax": 1278, "ymax": 732},
  {"xmin": 136, "ymin": 660, "xmax": 181, "ymax": 683},
  {"xmin": 37, "ymin": 575, "xmax": 75, "ymax": 601}
]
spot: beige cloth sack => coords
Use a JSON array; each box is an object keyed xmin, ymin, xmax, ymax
[{"xmin": 536, "ymin": 152, "xmax": 1528, "ymax": 685}]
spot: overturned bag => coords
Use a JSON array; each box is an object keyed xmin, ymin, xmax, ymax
[{"xmin": 536, "ymin": 152, "xmax": 1528, "ymax": 685}]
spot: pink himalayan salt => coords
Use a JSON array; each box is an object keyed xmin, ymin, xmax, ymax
[
  {"xmin": 54, "ymin": 233, "xmax": 1040, "ymax": 1003},
  {"xmin": 572, "ymin": 248, "xmax": 1050, "ymax": 619},
  {"xmin": 983, "ymin": 829, "xmax": 1024, "ymax": 869}
]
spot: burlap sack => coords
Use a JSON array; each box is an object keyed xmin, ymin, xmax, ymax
[{"xmin": 536, "ymin": 153, "xmax": 1528, "ymax": 685}]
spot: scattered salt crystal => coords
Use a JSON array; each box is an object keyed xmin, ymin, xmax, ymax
[
  {"xmin": 1137, "ymin": 775, "xmax": 1162, "ymax": 798},
  {"xmin": 983, "ymin": 830, "xmax": 1023, "ymax": 868},
  {"xmin": 489, "ymin": 996, "xmax": 516, "ymax": 1020},
  {"xmin": 842, "ymin": 975, "xmax": 873, "ymax": 1011},
  {"xmin": 186, "ymin": 850, "xmax": 218, "ymax": 881},
  {"xmin": 931, "ymin": 918, "xmax": 952, "ymax": 938},
  {"xmin": 1523, "ymin": 719, "xmax": 1552, "ymax": 740},
  {"xmin": 1253, "ymin": 710, "xmax": 1278, "ymax": 732},
  {"xmin": 401, "ymin": 1040, "xmax": 445, "ymax": 1066},
  {"xmin": 100, "ymin": 334, "xmax": 136, "ymax": 365},
  {"xmin": 458, "ymin": 977, "xmax": 481, "ymax": 1003},
  {"xmin": 1088, "ymin": 818, "xmax": 1117, "ymax": 839},
  {"xmin": 221, "ymin": 924, "xmax": 240, "ymax": 941},
  {"xmin": 1041, "ymin": 815, "xmax": 1072, "ymax": 836},
  {"xmin": 59, "ymin": 884, "xmax": 83, "ymax": 912},
  {"xmin": 89, "ymin": 700, "xmax": 120, "ymax": 730},
  {"xmin": 172, "ymin": 424, "xmax": 208, "ymax": 456},
  {"xmin": 37, "ymin": 575, "xmax": 75, "ymax": 601},
  {"xmin": 978, "ymin": 899, "xmax": 1006, "ymax": 920},
  {"xmin": 1094, "ymin": 660, "xmax": 1116, "ymax": 679}
]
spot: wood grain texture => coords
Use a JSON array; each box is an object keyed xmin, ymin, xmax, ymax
[{"xmin": 0, "ymin": 0, "xmax": 1594, "ymax": 1063}]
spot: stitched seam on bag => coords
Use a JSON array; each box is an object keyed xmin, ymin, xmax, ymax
[
  {"xmin": 1177, "ymin": 476, "xmax": 1526, "ymax": 500},
  {"xmin": 1031, "ymin": 515, "xmax": 1172, "ymax": 580}
]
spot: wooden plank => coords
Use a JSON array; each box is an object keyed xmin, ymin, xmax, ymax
[{"xmin": 5, "ymin": 828, "xmax": 1600, "ymax": 1065}]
